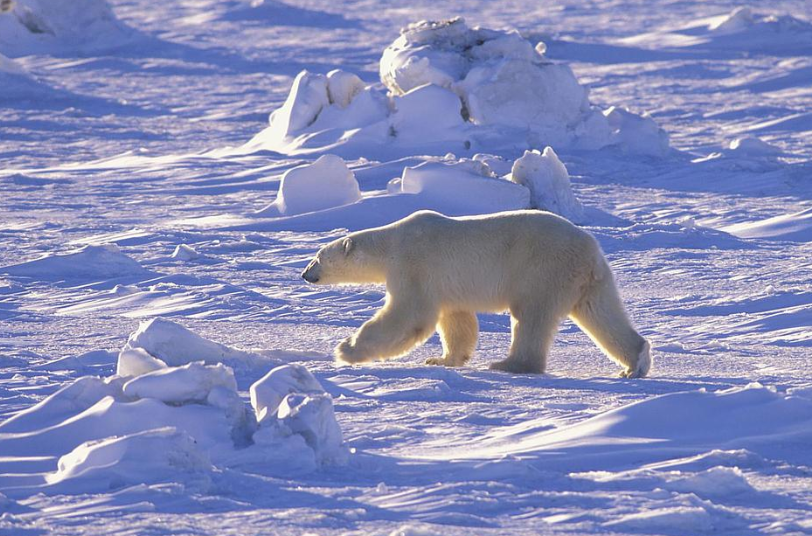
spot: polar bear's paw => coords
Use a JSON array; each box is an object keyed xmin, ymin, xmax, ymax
[
  {"xmin": 489, "ymin": 358, "xmax": 543, "ymax": 374},
  {"xmin": 619, "ymin": 340, "xmax": 652, "ymax": 378},
  {"xmin": 335, "ymin": 339, "xmax": 372, "ymax": 364},
  {"xmin": 425, "ymin": 356, "xmax": 465, "ymax": 367}
]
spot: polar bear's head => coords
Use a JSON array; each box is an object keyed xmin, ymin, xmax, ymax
[{"xmin": 302, "ymin": 235, "xmax": 384, "ymax": 285}]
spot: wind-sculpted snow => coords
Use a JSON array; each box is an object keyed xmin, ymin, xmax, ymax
[
  {"xmin": 3, "ymin": 0, "xmax": 812, "ymax": 534},
  {"xmin": 0, "ymin": 322, "xmax": 347, "ymax": 496}
]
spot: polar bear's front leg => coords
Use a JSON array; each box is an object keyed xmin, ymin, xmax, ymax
[
  {"xmin": 426, "ymin": 310, "xmax": 478, "ymax": 367},
  {"xmin": 336, "ymin": 295, "xmax": 439, "ymax": 365}
]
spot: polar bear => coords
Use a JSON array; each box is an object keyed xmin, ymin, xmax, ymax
[{"xmin": 302, "ymin": 210, "xmax": 651, "ymax": 377}]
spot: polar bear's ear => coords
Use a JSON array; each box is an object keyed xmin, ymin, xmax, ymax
[{"xmin": 342, "ymin": 237, "xmax": 354, "ymax": 256}]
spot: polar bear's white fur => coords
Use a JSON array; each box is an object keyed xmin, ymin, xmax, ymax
[{"xmin": 302, "ymin": 210, "xmax": 651, "ymax": 377}]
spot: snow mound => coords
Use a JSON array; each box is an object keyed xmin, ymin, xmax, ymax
[
  {"xmin": 0, "ymin": 323, "xmax": 347, "ymax": 494},
  {"xmin": 667, "ymin": 466, "xmax": 753, "ymax": 497},
  {"xmin": 0, "ymin": 244, "xmax": 148, "ymax": 281},
  {"xmin": 726, "ymin": 136, "xmax": 782, "ymax": 157},
  {"xmin": 722, "ymin": 207, "xmax": 812, "ymax": 241},
  {"xmin": 171, "ymin": 244, "xmax": 201, "ymax": 261},
  {"xmin": 0, "ymin": 0, "xmax": 133, "ymax": 56},
  {"xmin": 396, "ymin": 157, "xmax": 530, "ymax": 214},
  {"xmin": 256, "ymin": 154, "xmax": 362, "ymax": 217},
  {"xmin": 120, "ymin": 317, "xmax": 259, "ymax": 369},
  {"xmin": 46, "ymin": 427, "xmax": 213, "ymax": 492},
  {"xmin": 239, "ymin": 18, "xmax": 669, "ymax": 158},
  {"xmin": 622, "ymin": 8, "xmax": 812, "ymax": 54},
  {"xmin": 509, "ymin": 147, "xmax": 584, "ymax": 222},
  {"xmin": 604, "ymin": 106, "xmax": 670, "ymax": 157}
]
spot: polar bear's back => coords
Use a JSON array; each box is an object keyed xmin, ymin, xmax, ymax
[{"xmin": 387, "ymin": 210, "xmax": 602, "ymax": 311}]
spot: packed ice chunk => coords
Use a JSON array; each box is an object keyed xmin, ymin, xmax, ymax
[
  {"xmin": 256, "ymin": 154, "xmax": 361, "ymax": 217},
  {"xmin": 604, "ymin": 106, "xmax": 670, "ymax": 157},
  {"xmin": 400, "ymin": 158, "xmax": 530, "ymax": 214},
  {"xmin": 380, "ymin": 18, "xmax": 538, "ymax": 96},
  {"xmin": 116, "ymin": 347, "xmax": 167, "ymax": 377},
  {"xmin": 250, "ymin": 363, "xmax": 326, "ymax": 423},
  {"xmin": 390, "ymin": 84, "xmax": 465, "ymax": 141},
  {"xmin": 326, "ymin": 69, "xmax": 365, "ymax": 109},
  {"xmin": 278, "ymin": 393, "xmax": 348, "ymax": 464},
  {"xmin": 122, "ymin": 317, "xmax": 256, "ymax": 367},
  {"xmin": 380, "ymin": 17, "xmax": 594, "ymax": 145},
  {"xmin": 509, "ymin": 147, "xmax": 585, "ymax": 223},
  {"xmin": 268, "ymin": 70, "xmax": 330, "ymax": 137},
  {"xmin": 122, "ymin": 362, "xmax": 238, "ymax": 405},
  {"xmin": 459, "ymin": 60, "xmax": 590, "ymax": 134},
  {"xmin": 46, "ymin": 427, "xmax": 213, "ymax": 492}
]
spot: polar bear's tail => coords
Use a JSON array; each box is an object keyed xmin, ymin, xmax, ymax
[{"xmin": 569, "ymin": 258, "xmax": 652, "ymax": 378}]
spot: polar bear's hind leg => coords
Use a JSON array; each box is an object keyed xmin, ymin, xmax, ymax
[
  {"xmin": 426, "ymin": 310, "xmax": 478, "ymax": 367},
  {"xmin": 489, "ymin": 305, "xmax": 560, "ymax": 374},
  {"xmin": 569, "ymin": 268, "xmax": 651, "ymax": 378}
]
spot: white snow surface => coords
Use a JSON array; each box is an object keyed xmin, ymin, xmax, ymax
[{"xmin": 3, "ymin": 0, "xmax": 812, "ymax": 534}]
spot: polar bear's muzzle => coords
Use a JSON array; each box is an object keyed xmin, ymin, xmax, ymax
[{"xmin": 302, "ymin": 259, "xmax": 321, "ymax": 283}]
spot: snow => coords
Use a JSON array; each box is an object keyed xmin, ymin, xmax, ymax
[
  {"xmin": 256, "ymin": 154, "xmax": 362, "ymax": 216},
  {"xmin": 121, "ymin": 317, "xmax": 260, "ymax": 368},
  {"xmin": 398, "ymin": 157, "xmax": 530, "ymax": 214},
  {"xmin": 250, "ymin": 363, "xmax": 326, "ymax": 422},
  {"xmin": 122, "ymin": 362, "xmax": 238, "ymax": 404},
  {"xmin": 3, "ymin": 0, "xmax": 812, "ymax": 534},
  {"xmin": 0, "ymin": 0, "xmax": 133, "ymax": 56},
  {"xmin": 1, "ymin": 244, "xmax": 149, "ymax": 281},
  {"xmin": 241, "ymin": 17, "xmax": 668, "ymax": 158},
  {"xmin": 46, "ymin": 427, "xmax": 214, "ymax": 492},
  {"xmin": 509, "ymin": 147, "xmax": 585, "ymax": 222}
]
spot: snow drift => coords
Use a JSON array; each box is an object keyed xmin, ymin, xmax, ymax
[
  {"xmin": 241, "ymin": 18, "xmax": 669, "ymax": 158},
  {"xmin": 0, "ymin": 321, "xmax": 347, "ymax": 494},
  {"xmin": 0, "ymin": 0, "xmax": 133, "ymax": 56}
]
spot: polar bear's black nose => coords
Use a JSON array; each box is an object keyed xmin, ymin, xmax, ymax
[{"xmin": 302, "ymin": 271, "xmax": 319, "ymax": 283}]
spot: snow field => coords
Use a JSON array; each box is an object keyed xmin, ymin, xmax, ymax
[{"xmin": 2, "ymin": 0, "xmax": 812, "ymax": 534}]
